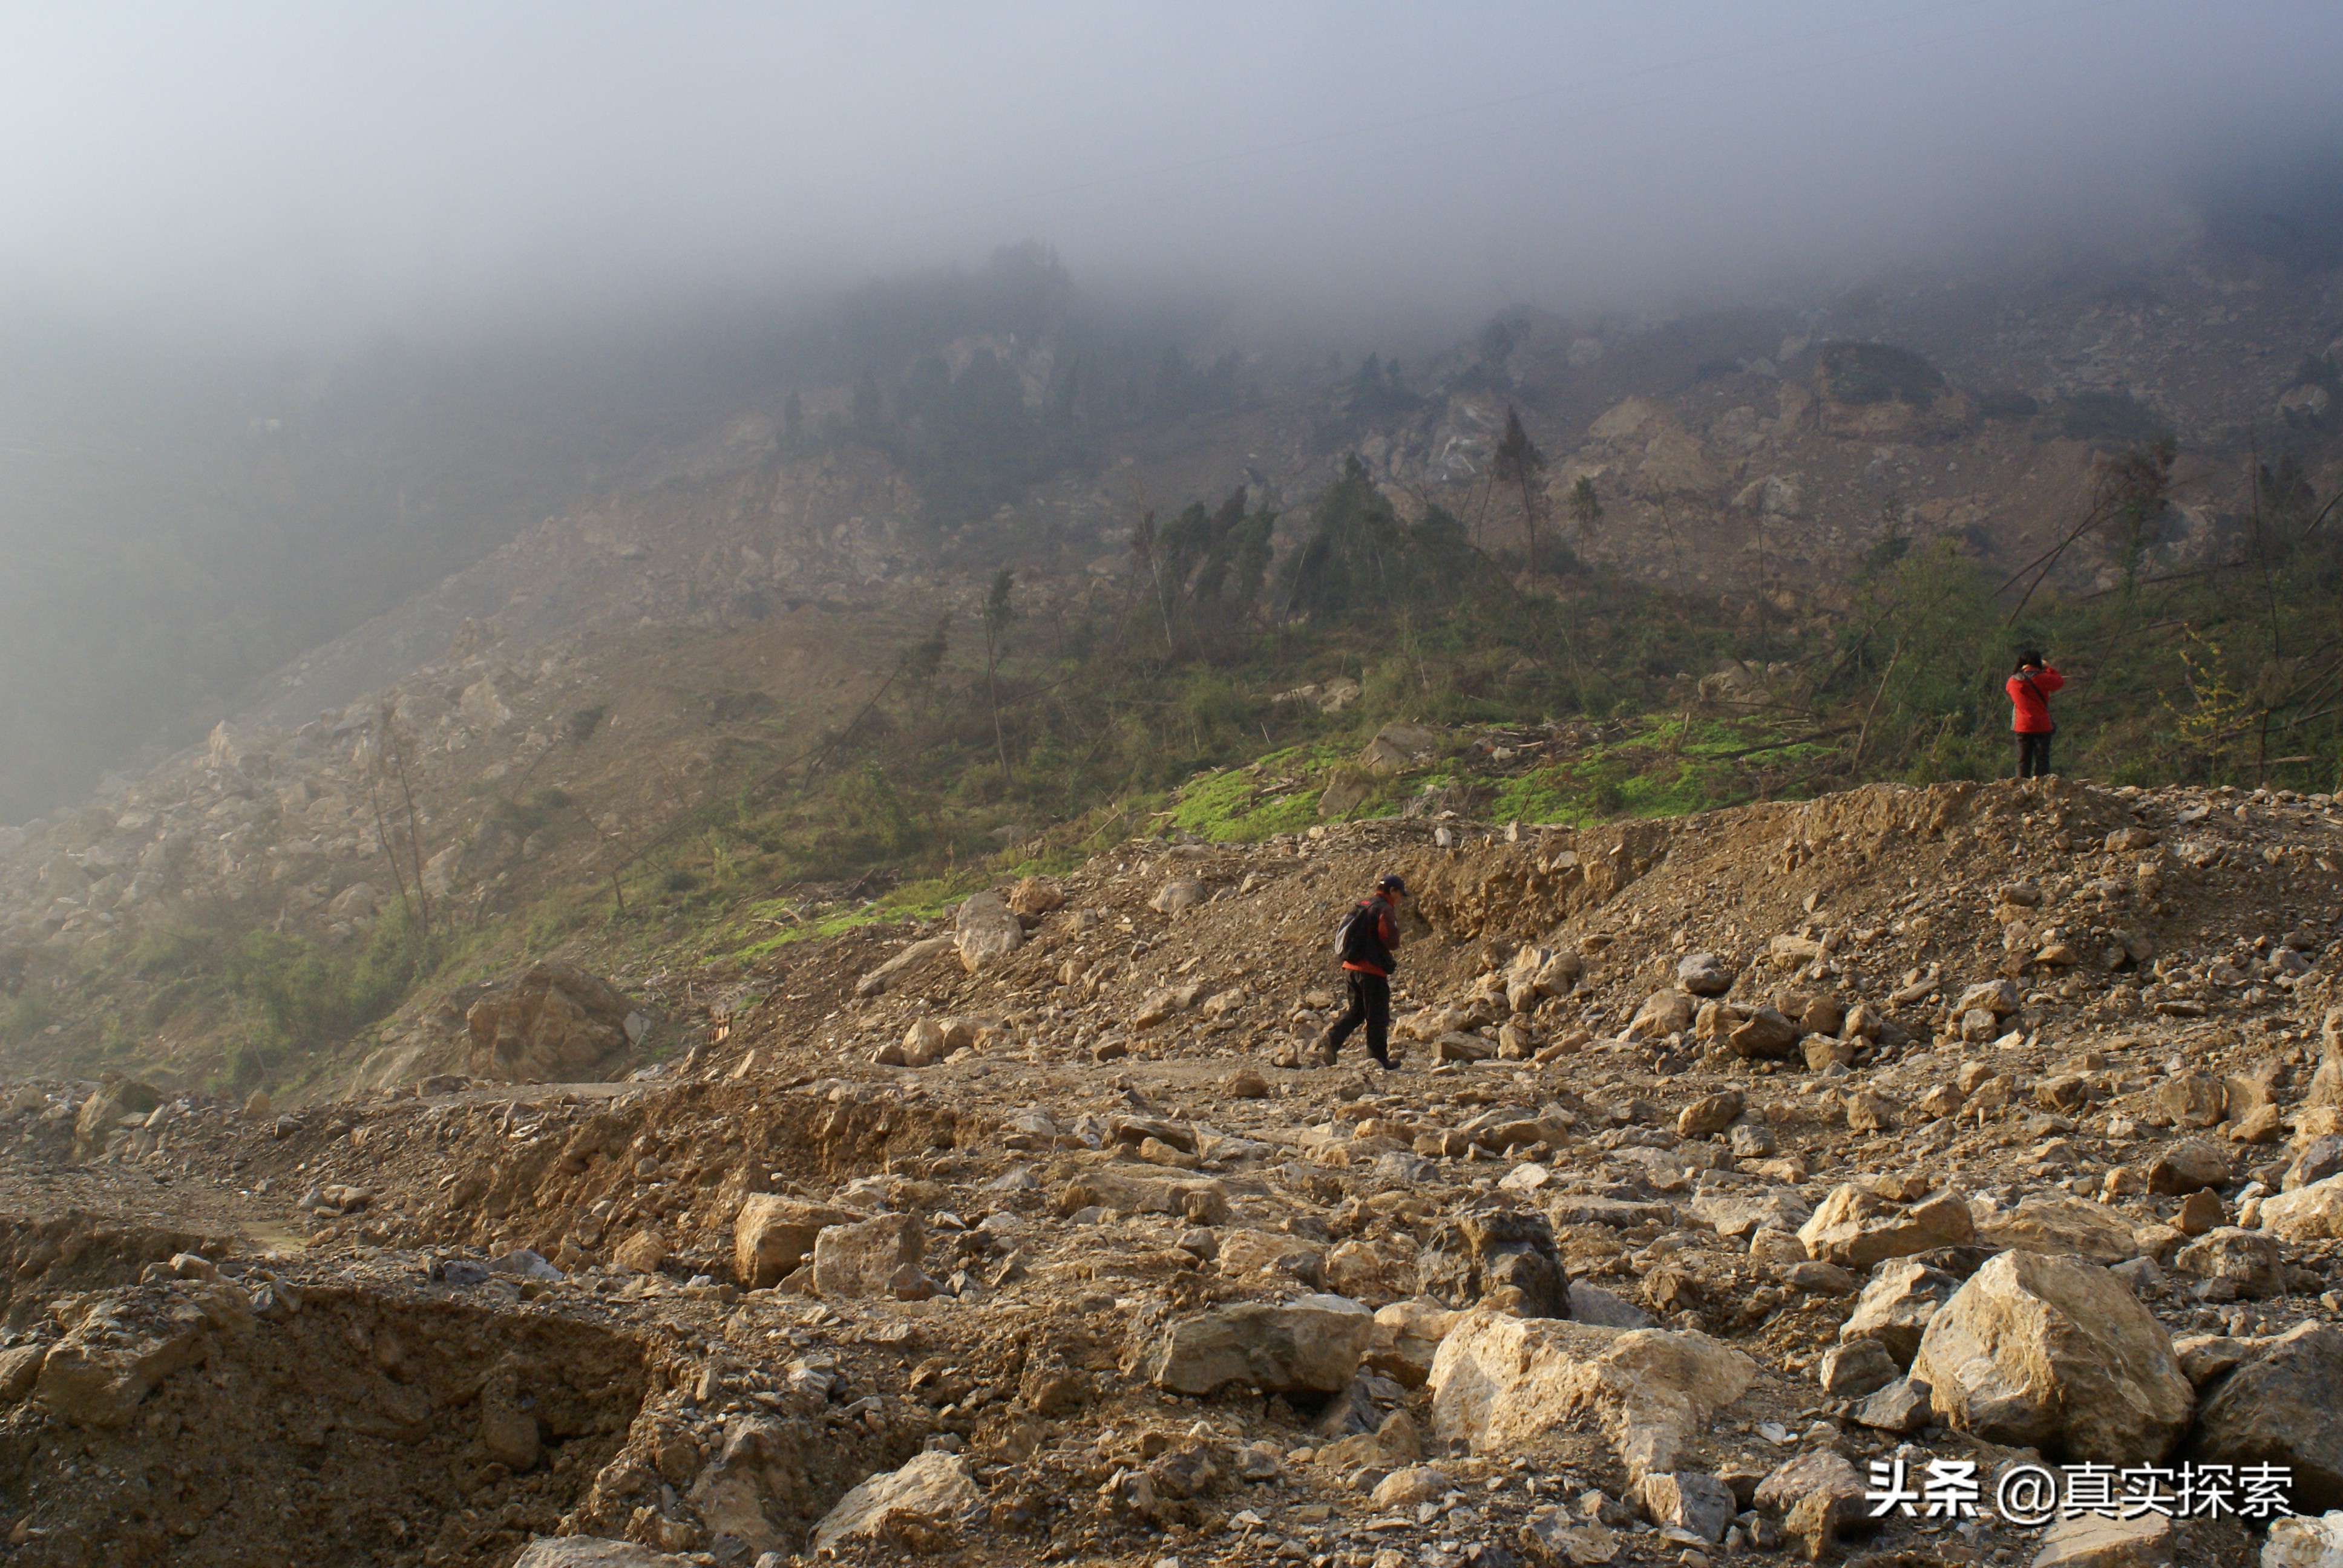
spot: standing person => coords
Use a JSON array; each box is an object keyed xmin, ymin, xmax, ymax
[
  {"xmin": 1318, "ymin": 874, "xmax": 1406, "ymax": 1070},
  {"xmin": 2007, "ymin": 648, "xmax": 2064, "ymax": 779}
]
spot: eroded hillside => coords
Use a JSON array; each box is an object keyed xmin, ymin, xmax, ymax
[{"xmin": 2, "ymin": 776, "xmax": 2342, "ymax": 1566}]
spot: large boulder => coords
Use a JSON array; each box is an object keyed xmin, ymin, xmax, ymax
[
  {"xmin": 1429, "ymin": 1310, "xmax": 1755, "ymax": 1482},
  {"xmin": 1149, "ymin": 875, "xmax": 1207, "ymax": 918},
  {"xmin": 2171, "ymin": 1227, "xmax": 2287, "ymax": 1299},
  {"xmin": 733, "ymin": 1195, "xmax": 859, "ymax": 1288},
  {"xmin": 1366, "ymin": 1299, "xmax": 1461, "ymax": 1388},
  {"xmin": 35, "ymin": 1286, "xmax": 246, "ymax": 1427},
  {"xmin": 1626, "ymin": 990, "xmax": 1695, "ymax": 1041},
  {"xmin": 1676, "ymin": 953, "xmax": 1736, "ymax": 998},
  {"xmin": 2148, "ymin": 1137, "xmax": 2232, "ymax": 1195},
  {"xmin": 72, "ymin": 1079, "xmax": 162, "ymax": 1158},
  {"xmin": 810, "ymin": 1451, "xmax": 981, "ymax": 1554},
  {"xmin": 1508, "ymin": 947, "xmax": 1583, "ymax": 1010},
  {"xmin": 1753, "ymin": 1449, "xmax": 1865, "ymax": 1524},
  {"xmin": 1006, "ymin": 876, "xmax": 1064, "ymax": 919},
  {"xmin": 1361, "ymin": 721, "xmax": 1441, "ymax": 772},
  {"xmin": 1687, "ymin": 1189, "xmax": 1811, "ymax": 1239},
  {"xmin": 1910, "ymin": 1250, "xmax": 2192, "ymax": 1464},
  {"xmin": 2284, "ymin": 1134, "xmax": 2343, "ymax": 1192},
  {"xmin": 2262, "ymin": 1513, "xmax": 2343, "ymax": 1568},
  {"xmin": 1676, "ymin": 1089, "xmax": 1744, "ymax": 1139},
  {"xmin": 1414, "ymin": 1204, "xmax": 1570, "ymax": 1318},
  {"xmin": 853, "ymin": 936, "xmax": 957, "ymax": 998},
  {"xmin": 1728, "ymin": 1007, "xmax": 1802, "ymax": 1060},
  {"xmin": 2305, "ymin": 1007, "xmax": 2343, "ymax": 1107},
  {"xmin": 1797, "ymin": 1184, "xmax": 1974, "ymax": 1269},
  {"xmin": 1639, "ymin": 1471, "xmax": 1736, "ymax": 1544},
  {"xmin": 465, "ymin": 962, "xmax": 636, "ymax": 1080},
  {"xmin": 1147, "ymin": 1295, "xmax": 1374, "ymax": 1396},
  {"xmin": 954, "ymin": 891, "xmax": 1024, "ymax": 973},
  {"xmin": 2028, "ymin": 1514, "xmax": 2175, "ymax": 1568},
  {"xmin": 810, "ymin": 1214, "xmax": 926, "ymax": 1301},
  {"xmin": 2189, "ymin": 1321, "xmax": 2343, "ymax": 1512},
  {"xmin": 1056, "ymin": 1171, "xmax": 1229, "ymax": 1225},
  {"xmin": 1838, "ymin": 1258, "xmax": 1958, "ymax": 1368},
  {"xmin": 2260, "ymin": 1174, "xmax": 2343, "ymax": 1241},
  {"xmin": 512, "ymin": 1540, "xmax": 698, "ymax": 1568},
  {"xmin": 1973, "ymin": 1194, "xmax": 2141, "ymax": 1264}
]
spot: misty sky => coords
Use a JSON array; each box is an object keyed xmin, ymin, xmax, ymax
[{"xmin": 6, "ymin": 1, "xmax": 2343, "ymax": 339}]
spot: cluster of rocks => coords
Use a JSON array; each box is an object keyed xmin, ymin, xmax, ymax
[{"xmin": 5, "ymin": 774, "xmax": 2343, "ymax": 1568}]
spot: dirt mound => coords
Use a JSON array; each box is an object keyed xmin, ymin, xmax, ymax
[
  {"xmin": 1, "ymin": 1279, "xmax": 649, "ymax": 1568},
  {"xmin": 0, "ymin": 1212, "xmax": 226, "ymax": 1325}
]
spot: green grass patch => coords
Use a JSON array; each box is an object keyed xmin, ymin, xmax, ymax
[
  {"xmin": 1485, "ymin": 716, "xmax": 1837, "ymax": 825},
  {"xmin": 1164, "ymin": 743, "xmax": 1358, "ymax": 840},
  {"xmin": 718, "ymin": 872, "xmax": 980, "ymax": 962}
]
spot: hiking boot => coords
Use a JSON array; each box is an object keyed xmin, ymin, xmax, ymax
[
  {"xmin": 1371, "ymin": 1050, "xmax": 1397, "ymax": 1071},
  {"xmin": 1313, "ymin": 1034, "xmax": 1339, "ymax": 1068}
]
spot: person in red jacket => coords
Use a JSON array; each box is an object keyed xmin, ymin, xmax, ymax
[
  {"xmin": 2007, "ymin": 649, "xmax": 2063, "ymax": 779},
  {"xmin": 1317, "ymin": 874, "xmax": 1406, "ymax": 1070}
]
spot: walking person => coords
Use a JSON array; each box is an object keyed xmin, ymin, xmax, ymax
[
  {"xmin": 1317, "ymin": 874, "xmax": 1406, "ymax": 1070},
  {"xmin": 2007, "ymin": 648, "xmax": 2063, "ymax": 779}
]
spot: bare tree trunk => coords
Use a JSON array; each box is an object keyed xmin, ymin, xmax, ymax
[
  {"xmin": 366, "ymin": 774, "xmax": 416, "ymax": 932},
  {"xmin": 387, "ymin": 730, "xmax": 432, "ymax": 938},
  {"xmin": 985, "ymin": 635, "xmax": 1011, "ymax": 780}
]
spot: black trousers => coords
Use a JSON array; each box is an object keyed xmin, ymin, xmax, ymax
[
  {"xmin": 2016, "ymin": 730, "xmax": 2053, "ymax": 779},
  {"xmin": 1326, "ymin": 970, "xmax": 1392, "ymax": 1062}
]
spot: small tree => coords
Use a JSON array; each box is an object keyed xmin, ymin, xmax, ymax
[
  {"xmin": 362, "ymin": 703, "xmax": 431, "ymax": 939},
  {"xmin": 2098, "ymin": 437, "xmax": 2178, "ymax": 599},
  {"xmin": 1566, "ymin": 475, "xmax": 1603, "ymax": 549},
  {"xmin": 1492, "ymin": 405, "xmax": 1548, "ymax": 577},
  {"xmin": 981, "ymin": 569, "xmax": 1017, "ymax": 780}
]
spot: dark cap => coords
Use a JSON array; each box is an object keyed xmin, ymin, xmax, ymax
[{"xmin": 1377, "ymin": 874, "xmax": 1407, "ymax": 895}]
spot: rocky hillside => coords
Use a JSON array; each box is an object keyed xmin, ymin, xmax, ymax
[
  {"xmin": 4, "ymin": 230, "xmax": 2341, "ymax": 1103},
  {"xmin": 2, "ymin": 774, "xmax": 2342, "ymax": 1566}
]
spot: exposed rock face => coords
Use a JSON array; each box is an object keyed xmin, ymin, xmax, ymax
[
  {"xmin": 1911, "ymin": 1250, "xmax": 2192, "ymax": 1464},
  {"xmin": 465, "ymin": 962, "xmax": 637, "ymax": 1081},
  {"xmin": 1147, "ymin": 1295, "xmax": 1374, "ymax": 1396},
  {"xmin": 1429, "ymin": 1310, "xmax": 1755, "ymax": 1481}
]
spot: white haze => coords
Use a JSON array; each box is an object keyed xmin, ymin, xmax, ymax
[{"xmin": 5, "ymin": 1, "xmax": 2342, "ymax": 342}]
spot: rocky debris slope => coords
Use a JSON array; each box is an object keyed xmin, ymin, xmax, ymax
[{"xmin": 2, "ymin": 774, "xmax": 2341, "ymax": 1567}]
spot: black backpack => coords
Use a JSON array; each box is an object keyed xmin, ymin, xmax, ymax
[{"xmin": 1334, "ymin": 900, "xmax": 1380, "ymax": 962}]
